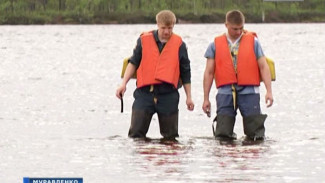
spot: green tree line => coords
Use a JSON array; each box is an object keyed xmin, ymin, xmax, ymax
[{"xmin": 0, "ymin": 0, "xmax": 324, "ymax": 24}]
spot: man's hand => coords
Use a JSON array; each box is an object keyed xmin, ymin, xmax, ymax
[
  {"xmin": 202, "ymin": 100, "xmax": 211, "ymax": 117},
  {"xmin": 265, "ymin": 92, "xmax": 273, "ymax": 107},
  {"xmin": 186, "ymin": 98, "xmax": 194, "ymax": 111},
  {"xmin": 116, "ymin": 84, "xmax": 126, "ymax": 99}
]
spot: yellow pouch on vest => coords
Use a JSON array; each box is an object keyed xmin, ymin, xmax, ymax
[
  {"xmin": 121, "ymin": 57, "xmax": 136, "ymax": 79},
  {"xmin": 266, "ymin": 57, "xmax": 276, "ymax": 81}
]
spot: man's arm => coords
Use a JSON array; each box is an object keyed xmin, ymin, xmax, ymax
[
  {"xmin": 202, "ymin": 58, "xmax": 215, "ymax": 117},
  {"xmin": 116, "ymin": 37, "xmax": 142, "ymax": 99},
  {"xmin": 116, "ymin": 63, "xmax": 137, "ymax": 99},
  {"xmin": 179, "ymin": 42, "xmax": 194, "ymax": 111},
  {"xmin": 258, "ymin": 56, "xmax": 273, "ymax": 107}
]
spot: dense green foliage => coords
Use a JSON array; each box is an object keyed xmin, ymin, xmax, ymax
[{"xmin": 0, "ymin": 0, "xmax": 324, "ymax": 24}]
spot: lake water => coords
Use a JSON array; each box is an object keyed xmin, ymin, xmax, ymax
[{"xmin": 1, "ymin": 23, "xmax": 325, "ymax": 183}]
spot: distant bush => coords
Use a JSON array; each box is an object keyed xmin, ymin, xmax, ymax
[
  {"xmin": 199, "ymin": 12, "xmax": 225, "ymax": 23},
  {"xmin": 2, "ymin": 13, "xmax": 51, "ymax": 24}
]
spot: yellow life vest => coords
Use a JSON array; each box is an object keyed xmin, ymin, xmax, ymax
[
  {"xmin": 120, "ymin": 57, "xmax": 136, "ymax": 79},
  {"xmin": 266, "ymin": 57, "xmax": 276, "ymax": 81}
]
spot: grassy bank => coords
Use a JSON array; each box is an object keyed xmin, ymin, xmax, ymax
[{"xmin": 1, "ymin": 0, "xmax": 324, "ymax": 24}]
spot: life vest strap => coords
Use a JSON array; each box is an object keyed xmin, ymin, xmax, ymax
[{"xmin": 232, "ymin": 84, "xmax": 237, "ymax": 110}]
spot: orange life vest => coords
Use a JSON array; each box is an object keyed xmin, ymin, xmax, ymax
[
  {"xmin": 214, "ymin": 32, "xmax": 260, "ymax": 88},
  {"xmin": 136, "ymin": 31, "xmax": 182, "ymax": 89}
]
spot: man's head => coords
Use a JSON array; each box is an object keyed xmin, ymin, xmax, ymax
[
  {"xmin": 156, "ymin": 10, "xmax": 176, "ymax": 42},
  {"xmin": 225, "ymin": 10, "xmax": 245, "ymax": 40}
]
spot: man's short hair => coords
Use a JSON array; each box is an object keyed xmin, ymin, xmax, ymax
[
  {"xmin": 156, "ymin": 10, "xmax": 176, "ymax": 25},
  {"xmin": 226, "ymin": 10, "xmax": 245, "ymax": 25}
]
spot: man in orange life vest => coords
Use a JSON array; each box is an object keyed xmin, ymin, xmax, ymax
[
  {"xmin": 116, "ymin": 10, "xmax": 194, "ymax": 139},
  {"xmin": 202, "ymin": 10, "xmax": 273, "ymax": 140}
]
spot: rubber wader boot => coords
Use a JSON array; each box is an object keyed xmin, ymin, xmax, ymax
[
  {"xmin": 213, "ymin": 115, "xmax": 237, "ymax": 140},
  {"xmin": 158, "ymin": 111, "xmax": 179, "ymax": 140},
  {"xmin": 243, "ymin": 114, "xmax": 267, "ymax": 141},
  {"xmin": 128, "ymin": 110, "xmax": 152, "ymax": 138}
]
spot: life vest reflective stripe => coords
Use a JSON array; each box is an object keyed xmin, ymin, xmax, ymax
[
  {"xmin": 214, "ymin": 33, "xmax": 260, "ymax": 88},
  {"xmin": 137, "ymin": 32, "xmax": 182, "ymax": 89}
]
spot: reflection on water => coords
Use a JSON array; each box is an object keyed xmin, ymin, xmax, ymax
[
  {"xmin": 0, "ymin": 24, "xmax": 325, "ymax": 182},
  {"xmin": 109, "ymin": 136, "xmax": 274, "ymax": 183},
  {"xmin": 133, "ymin": 139, "xmax": 187, "ymax": 175}
]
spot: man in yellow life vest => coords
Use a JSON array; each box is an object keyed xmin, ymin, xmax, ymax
[
  {"xmin": 116, "ymin": 10, "xmax": 194, "ymax": 139},
  {"xmin": 202, "ymin": 10, "xmax": 274, "ymax": 141}
]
